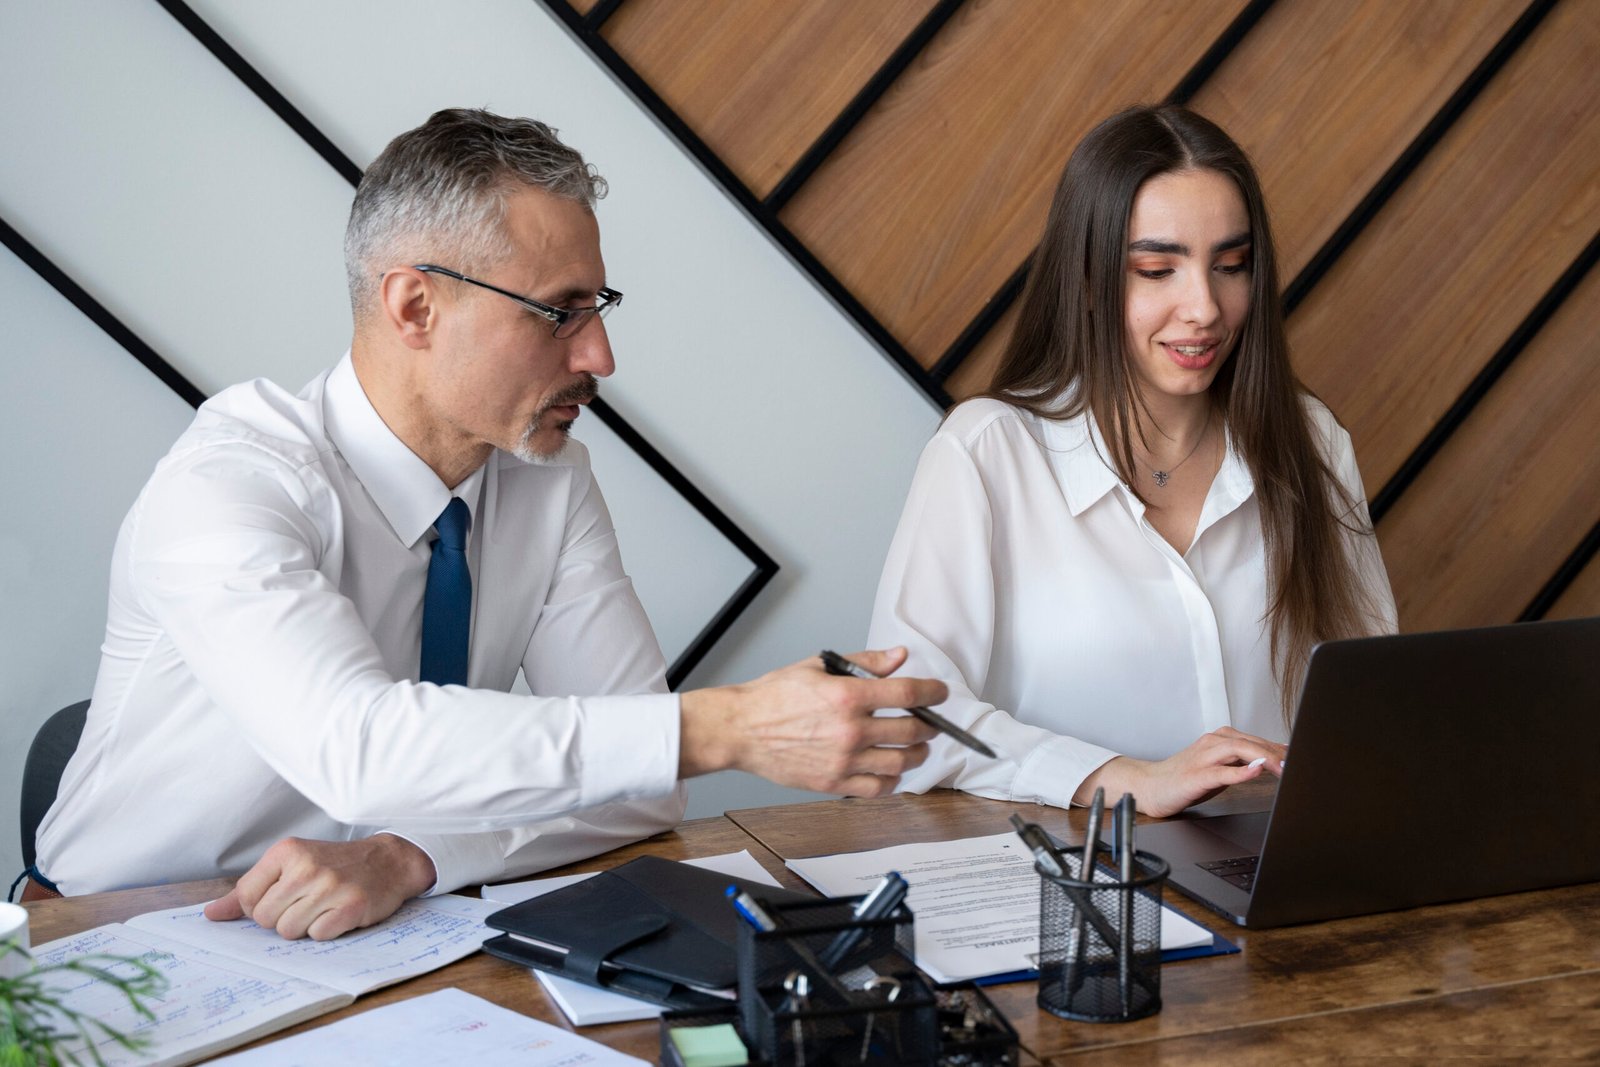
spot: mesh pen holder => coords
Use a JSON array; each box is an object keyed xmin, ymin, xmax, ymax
[
  {"xmin": 737, "ymin": 896, "xmax": 938, "ymax": 1065},
  {"xmin": 1035, "ymin": 851, "xmax": 1170, "ymax": 1023}
]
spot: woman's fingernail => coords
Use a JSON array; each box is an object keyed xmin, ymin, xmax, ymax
[{"xmin": 1247, "ymin": 757, "xmax": 1266, "ymax": 769}]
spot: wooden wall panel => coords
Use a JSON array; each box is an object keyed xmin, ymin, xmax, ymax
[
  {"xmin": 602, "ymin": 0, "xmax": 935, "ymax": 197},
  {"xmin": 1376, "ymin": 265, "xmax": 1600, "ymax": 631},
  {"xmin": 1546, "ymin": 554, "xmax": 1600, "ymax": 622},
  {"xmin": 1190, "ymin": 0, "xmax": 1524, "ymax": 281},
  {"xmin": 1288, "ymin": 0, "xmax": 1600, "ymax": 498},
  {"xmin": 778, "ymin": 0, "xmax": 1249, "ymax": 368},
  {"xmin": 946, "ymin": 301, "xmax": 1015, "ymax": 402}
]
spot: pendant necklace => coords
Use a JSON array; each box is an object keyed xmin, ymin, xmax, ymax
[{"xmin": 1150, "ymin": 410, "xmax": 1213, "ymax": 488}]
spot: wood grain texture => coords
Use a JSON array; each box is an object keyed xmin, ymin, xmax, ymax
[
  {"xmin": 1048, "ymin": 971, "xmax": 1600, "ymax": 1063},
  {"xmin": 1547, "ymin": 549, "xmax": 1600, "ymax": 621},
  {"xmin": 1190, "ymin": 0, "xmax": 1524, "ymax": 281},
  {"xmin": 1288, "ymin": 0, "xmax": 1600, "ymax": 500},
  {"xmin": 779, "ymin": 0, "xmax": 1250, "ymax": 368},
  {"xmin": 567, "ymin": 0, "xmax": 599, "ymax": 15},
  {"xmin": 601, "ymin": 0, "xmax": 936, "ymax": 197},
  {"xmin": 1377, "ymin": 264, "xmax": 1600, "ymax": 630}
]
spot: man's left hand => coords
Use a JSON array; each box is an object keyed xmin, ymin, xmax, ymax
[{"xmin": 203, "ymin": 834, "xmax": 437, "ymax": 940}]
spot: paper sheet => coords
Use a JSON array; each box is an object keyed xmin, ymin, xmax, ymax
[
  {"xmin": 125, "ymin": 894, "xmax": 500, "ymax": 997},
  {"xmin": 31, "ymin": 925, "xmax": 345, "ymax": 1067},
  {"xmin": 482, "ymin": 850, "xmax": 782, "ymax": 1026},
  {"xmin": 786, "ymin": 831, "xmax": 1213, "ymax": 984},
  {"xmin": 211, "ymin": 987, "xmax": 649, "ymax": 1065}
]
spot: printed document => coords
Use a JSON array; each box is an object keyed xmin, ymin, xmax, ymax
[
  {"xmin": 212, "ymin": 987, "xmax": 647, "ymax": 1065},
  {"xmin": 786, "ymin": 832, "xmax": 1213, "ymax": 984},
  {"xmin": 30, "ymin": 894, "xmax": 499, "ymax": 1065}
]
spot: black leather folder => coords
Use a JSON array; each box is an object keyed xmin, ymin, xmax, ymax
[{"xmin": 483, "ymin": 854, "xmax": 812, "ymax": 1010}]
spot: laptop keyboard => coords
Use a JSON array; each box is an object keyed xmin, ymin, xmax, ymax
[{"xmin": 1198, "ymin": 855, "xmax": 1259, "ymax": 892}]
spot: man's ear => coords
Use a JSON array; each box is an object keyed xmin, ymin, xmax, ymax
[{"xmin": 378, "ymin": 268, "xmax": 436, "ymax": 350}]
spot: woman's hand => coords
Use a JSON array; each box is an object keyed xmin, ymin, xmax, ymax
[{"xmin": 1074, "ymin": 727, "xmax": 1286, "ymax": 817}]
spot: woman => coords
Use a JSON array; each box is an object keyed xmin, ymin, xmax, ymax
[{"xmin": 868, "ymin": 105, "xmax": 1396, "ymax": 816}]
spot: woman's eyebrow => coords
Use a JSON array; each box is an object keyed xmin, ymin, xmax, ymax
[{"xmin": 1126, "ymin": 232, "xmax": 1252, "ymax": 255}]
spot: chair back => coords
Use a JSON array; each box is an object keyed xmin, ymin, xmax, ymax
[{"xmin": 20, "ymin": 700, "xmax": 89, "ymax": 872}]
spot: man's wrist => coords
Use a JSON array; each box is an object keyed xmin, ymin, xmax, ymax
[
  {"xmin": 372, "ymin": 832, "xmax": 439, "ymax": 898},
  {"xmin": 678, "ymin": 685, "xmax": 744, "ymax": 778}
]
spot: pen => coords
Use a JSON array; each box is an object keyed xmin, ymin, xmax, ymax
[
  {"xmin": 727, "ymin": 886, "xmax": 779, "ymax": 932},
  {"xmin": 818, "ymin": 650, "xmax": 997, "ymax": 758},
  {"xmin": 1116, "ymin": 792, "xmax": 1134, "ymax": 1013},
  {"xmin": 1009, "ymin": 813, "xmax": 1069, "ymax": 879},
  {"xmin": 1069, "ymin": 787, "xmax": 1106, "ymax": 995},
  {"xmin": 818, "ymin": 871, "xmax": 908, "ymax": 971}
]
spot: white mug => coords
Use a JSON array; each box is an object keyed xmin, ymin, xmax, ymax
[{"xmin": 0, "ymin": 901, "xmax": 31, "ymax": 978}]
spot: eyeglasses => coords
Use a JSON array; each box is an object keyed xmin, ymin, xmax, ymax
[{"xmin": 413, "ymin": 264, "xmax": 622, "ymax": 339}]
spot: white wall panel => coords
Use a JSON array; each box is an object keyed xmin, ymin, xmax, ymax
[{"xmin": 0, "ymin": 248, "xmax": 197, "ymax": 885}]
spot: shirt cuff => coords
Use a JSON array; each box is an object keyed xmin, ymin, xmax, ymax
[
  {"xmin": 375, "ymin": 829, "xmax": 504, "ymax": 897},
  {"xmin": 575, "ymin": 692, "xmax": 681, "ymax": 808},
  {"xmin": 1007, "ymin": 733, "xmax": 1122, "ymax": 808}
]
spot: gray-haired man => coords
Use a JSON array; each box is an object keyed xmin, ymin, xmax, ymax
[{"xmin": 31, "ymin": 109, "xmax": 940, "ymax": 936}]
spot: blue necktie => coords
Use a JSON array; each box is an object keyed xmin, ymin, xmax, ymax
[{"xmin": 420, "ymin": 497, "xmax": 472, "ymax": 686}]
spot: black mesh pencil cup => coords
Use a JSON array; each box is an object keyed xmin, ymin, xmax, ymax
[
  {"xmin": 1034, "ymin": 851, "xmax": 1170, "ymax": 1023},
  {"xmin": 736, "ymin": 896, "xmax": 939, "ymax": 1065}
]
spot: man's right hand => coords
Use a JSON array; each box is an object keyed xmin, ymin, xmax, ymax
[{"xmin": 678, "ymin": 647, "xmax": 944, "ymax": 797}]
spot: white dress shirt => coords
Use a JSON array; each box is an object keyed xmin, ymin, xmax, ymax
[
  {"xmin": 867, "ymin": 396, "xmax": 1397, "ymax": 807},
  {"xmin": 38, "ymin": 354, "xmax": 686, "ymax": 895}
]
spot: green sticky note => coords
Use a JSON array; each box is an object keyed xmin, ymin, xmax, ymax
[{"xmin": 669, "ymin": 1022, "xmax": 749, "ymax": 1067}]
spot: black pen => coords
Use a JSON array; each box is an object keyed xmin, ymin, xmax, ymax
[
  {"xmin": 817, "ymin": 870, "xmax": 907, "ymax": 971},
  {"xmin": 819, "ymin": 650, "xmax": 997, "ymax": 758},
  {"xmin": 1116, "ymin": 793, "xmax": 1135, "ymax": 1013}
]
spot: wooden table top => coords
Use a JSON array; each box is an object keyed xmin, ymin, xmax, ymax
[{"xmin": 25, "ymin": 788, "xmax": 1600, "ymax": 1063}]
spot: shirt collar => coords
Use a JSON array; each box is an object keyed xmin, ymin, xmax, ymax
[
  {"xmin": 1037, "ymin": 407, "xmax": 1256, "ymax": 522},
  {"xmin": 323, "ymin": 353, "xmax": 485, "ymax": 548}
]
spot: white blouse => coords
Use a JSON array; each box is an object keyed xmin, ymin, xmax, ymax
[{"xmin": 867, "ymin": 396, "xmax": 1397, "ymax": 808}]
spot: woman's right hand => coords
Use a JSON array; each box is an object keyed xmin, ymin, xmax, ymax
[{"xmin": 1073, "ymin": 727, "xmax": 1286, "ymax": 817}]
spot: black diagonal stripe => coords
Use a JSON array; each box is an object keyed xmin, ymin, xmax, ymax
[
  {"xmin": 1282, "ymin": 0, "xmax": 1554, "ymax": 313},
  {"xmin": 155, "ymin": 0, "xmax": 364, "ymax": 186},
  {"xmin": 1, "ymin": 214, "xmax": 206, "ymax": 408},
  {"xmin": 763, "ymin": 0, "xmax": 967, "ymax": 214},
  {"xmin": 1521, "ymin": 520, "xmax": 1600, "ymax": 622},
  {"xmin": 1371, "ymin": 228, "xmax": 1599, "ymax": 524},
  {"xmin": 584, "ymin": 0, "xmax": 627, "ymax": 32}
]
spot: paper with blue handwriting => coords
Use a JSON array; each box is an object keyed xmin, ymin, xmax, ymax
[
  {"xmin": 29, "ymin": 894, "xmax": 500, "ymax": 1065},
  {"xmin": 211, "ymin": 987, "xmax": 647, "ymax": 1065}
]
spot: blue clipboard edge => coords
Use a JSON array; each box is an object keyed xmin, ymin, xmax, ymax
[{"xmin": 966, "ymin": 929, "xmax": 1239, "ymax": 987}]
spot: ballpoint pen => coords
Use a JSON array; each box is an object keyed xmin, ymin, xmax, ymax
[
  {"xmin": 819, "ymin": 650, "xmax": 997, "ymax": 758},
  {"xmin": 1070, "ymin": 787, "xmax": 1106, "ymax": 995},
  {"xmin": 817, "ymin": 871, "xmax": 908, "ymax": 971},
  {"xmin": 728, "ymin": 887, "xmax": 853, "ymax": 1003},
  {"xmin": 1116, "ymin": 792, "xmax": 1135, "ymax": 1014}
]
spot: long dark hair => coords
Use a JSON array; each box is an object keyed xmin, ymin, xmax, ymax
[{"xmin": 987, "ymin": 104, "xmax": 1377, "ymax": 719}]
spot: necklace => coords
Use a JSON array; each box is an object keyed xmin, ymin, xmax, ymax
[{"xmin": 1149, "ymin": 410, "xmax": 1213, "ymax": 487}]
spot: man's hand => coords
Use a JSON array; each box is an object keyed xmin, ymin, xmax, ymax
[
  {"xmin": 679, "ymin": 647, "xmax": 945, "ymax": 797},
  {"xmin": 203, "ymin": 834, "xmax": 437, "ymax": 940},
  {"xmin": 1075, "ymin": 727, "xmax": 1287, "ymax": 817}
]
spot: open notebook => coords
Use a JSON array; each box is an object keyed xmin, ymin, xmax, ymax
[{"xmin": 30, "ymin": 894, "xmax": 498, "ymax": 1066}]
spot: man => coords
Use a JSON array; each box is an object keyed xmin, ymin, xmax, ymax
[{"xmin": 29, "ymin": 109, "xmax": 942, "ymax": 939}]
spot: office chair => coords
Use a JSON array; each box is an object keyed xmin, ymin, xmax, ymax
[{"xmin": 19, "ymin": 699, "xmax": 89, "ymax": 873}]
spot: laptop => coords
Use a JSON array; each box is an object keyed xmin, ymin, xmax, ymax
[{"xmin": 1134, "ymin": 616, "xmax": 1600, "ymax": 928}]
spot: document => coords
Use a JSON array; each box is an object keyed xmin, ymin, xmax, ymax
[
  {"xmin": 481, "ymin": 849, "xmax": 781, "ymax": 1026},
  {"xmin": 786, "ymin": 832, "xmax": 1214, "ymax": 984},
  {"xmin": 30, "ymin": 894, "xmax": 499, "ymax": 1066},
  {"xmin": 212, "ymin": 987, "xmax": 648, "ymax": 1065}
]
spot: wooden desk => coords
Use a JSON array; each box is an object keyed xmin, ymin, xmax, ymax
[
  {"xmin": 26, "ymin": 793, "xmax": 1600, "ymax": 1063},
  {"xmin": 728, "ymin": 787, "xmax": 1600, "ymax": 1062}
]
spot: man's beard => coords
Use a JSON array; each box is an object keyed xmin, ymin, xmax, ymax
[{"xmin": 512, "ymin": 375, "xmax": 599, "ymax": 463}]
